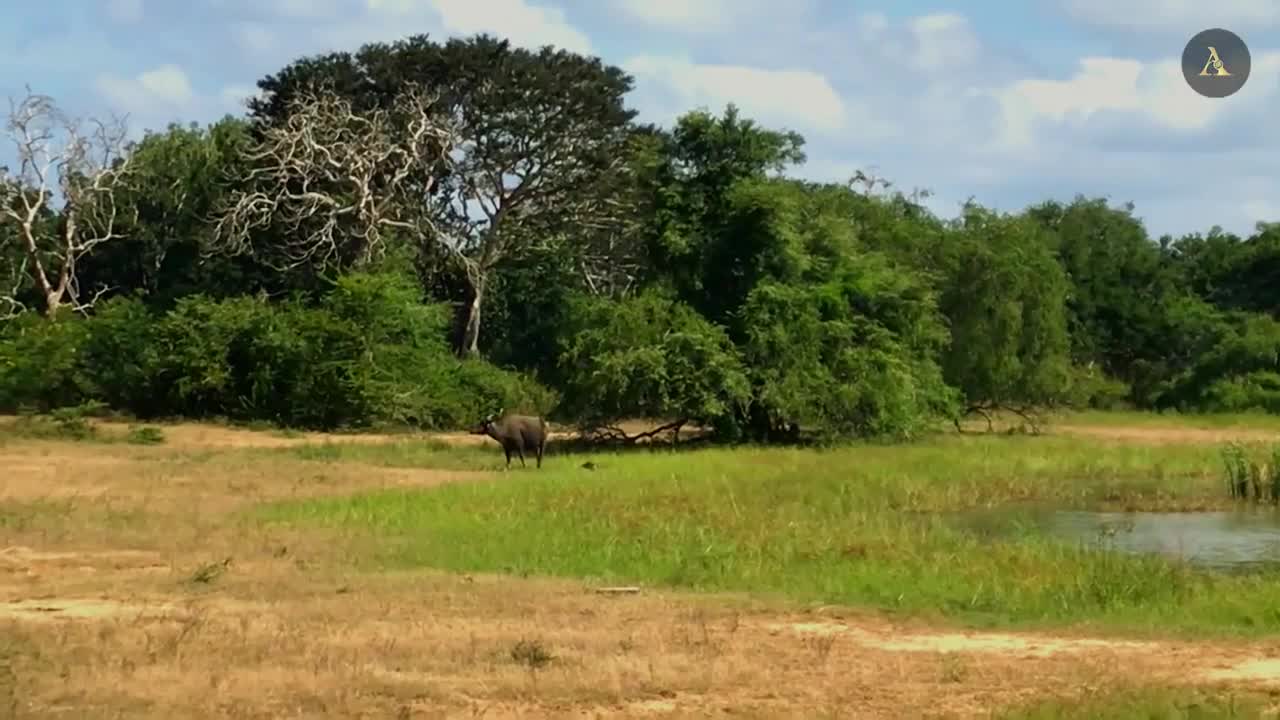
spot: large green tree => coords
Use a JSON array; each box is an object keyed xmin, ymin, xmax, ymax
[
  {"xmin": 641, "ymin": 104, "xmax": 805, "ymax": 324},
  {"xmin": 248, "ymin": 33, "xmax": 639, "ymax": 356},
  {"xmin": 935, "ymin": 203, "xmax": 1075, "ymax": 423},
  {"xmin": 1025, "ymin": 196, "xmax": 1180, "ymax": 387},
  {"xmin": 630, "ymin": 107, "xmax": 958, "ymax": 440}
]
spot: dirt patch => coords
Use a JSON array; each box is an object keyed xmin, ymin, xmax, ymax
[
  {"xmin": 0, "ymin": 545, "xmax": 167, "ymax": 570},
  {"xmin": 0, "ymin": 439, "xmax": 490, "ymax": 508},
  {"xmin": 0, "ymin": 597, "xmax": 178, "ymax": 622},
  {"xmin": 772, "ymin": 621, "xmax": 1159, "ymax": 658},
  {"xmin": 1203, "ymin": 659, "xmax": 1280, "ymax": 683},
  {"xmin": 1052, "ymin": 424, "xmax": 1280, "ymax": 445},
  {"xmin": 96, "ymin": 420, "xmax": 411, "ymax": 449}
]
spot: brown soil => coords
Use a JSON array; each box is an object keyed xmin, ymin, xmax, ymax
[
  {"xmin": 1, "ymin": 420, "xmax": 1279, "ymax": 719},
  {"xmin": 1052, "ymin": 424, "xmax": 1280, "ymax": 445}
]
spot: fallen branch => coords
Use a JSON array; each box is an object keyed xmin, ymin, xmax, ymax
[
  {"xmin": 593, "ymin": 586, "xmax": 641, "ymax": 595},
  {"xmin": 954, "ymin": 403, "xmax": 1049, "ymax": 436},
  {"xmin": 583, "ymin": 418, "xmax": 689, "ymax": 445}
]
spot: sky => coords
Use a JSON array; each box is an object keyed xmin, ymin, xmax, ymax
[{"xmin": 2, "ymin": 0, "xmax": 1279, "ymax": 240}]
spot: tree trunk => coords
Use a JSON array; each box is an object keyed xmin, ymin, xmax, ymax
[
  {"xmin": 19, "ymin": 220, "xmax": 61, "ymax": 320},
  {"xmin": 41, "ymin": 290, "xmax": 59, "ymax": 320},
  {"xmin": 459, "ymin": 276, "xmax": 485, "ymax": 358}
]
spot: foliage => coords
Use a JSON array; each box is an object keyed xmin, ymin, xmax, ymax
[
  {"xmin": 640, "ymin": 105, "xmax": 807, "ymax": 323},
  {"xmin": 0, "ymin": 308, "xmax": 92, "ymax": 411},
  {"xmin": 1026, "ymin": 197, "xmax": 1180, "ymax": 384},
  {"xmin": 936, "ymin": 204, "xmax": 1075, "ymax": 415},
  {"xmin": 0, "ymin": 271, "xmax": 553, "ymax": 430},
  {"xmin": 1155, "ymin": 310, "xmax": 1280, "ymax": 414},
  {"xmin": 556, "ymin": 288, "xmax": 750, "ymax": 430},
  {"xmin": 3, "ymin": 30, "xmax": 1280, "ymax": 437},
  {"xmin": 250, "ymin": 33, "xmax": 639, "ymax": 356},
  {"xmin": 75, "ymin": 118, "xmax": 273, "ymax": 307},
  {"xmin": 737, "ymin": 259, "xmax": 959, "ymax": 441}
]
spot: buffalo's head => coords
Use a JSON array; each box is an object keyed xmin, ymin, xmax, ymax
[{"xmin": 469, "ymin": 408, "xmax": 503, "ymax": 435}]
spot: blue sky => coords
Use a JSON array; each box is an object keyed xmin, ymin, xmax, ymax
[{"xmin": 2, "ymin": 0, "xmax": 1279, "ymax": 239}]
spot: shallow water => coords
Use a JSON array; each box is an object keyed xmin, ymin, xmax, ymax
[{"xmin": 956, "ymin": 507, "xmax": 1280, "ymax": 572}]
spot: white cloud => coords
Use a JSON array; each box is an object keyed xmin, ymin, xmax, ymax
[
  {"xmin": 96, "ymin": 64, "xmax": 195, "ymax": 112},
  {"xmin": 91, "ymin": 66, "xmax": 252, "ymax": 137},
  {"xmin": 842, "ymin": 11, "xmax": 992, "ymax": 81},
  {"xmin": 624, "ymin": 55, "xmax": 855, "ymax": 134},
  {"xmin": 1060, "ymin": 0, "xmax": 1280, "ymax": 33},
  {"xmin": 611, "ymin": 0, "xmax": 796, "ymax": 33},
  {"xmin": 106, "ymin": 0, "xmax": 144, "ymax": 23},
  {"xmin": 218, "ymin": 0, "xmax": 594, "ymax": 84},
  {"xmin": 415, "ymin": 0, "xmax": 591, "ymax": 54},
  {"xmin": 612, "ymin": 0, "xmax": 729, "ymax": 29},
  {"xmin": 989, "ymin": 50, "xmax": 1280, "ymax": 150},
  {"xmin": 907, "ymin": 13, "xmax": 980, "ymax": 73}
]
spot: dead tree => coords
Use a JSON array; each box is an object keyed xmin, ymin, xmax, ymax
[
  {"xmin": 211, "ymin": 85, "xmax": 457, "ymax": 275},
  {"xmin": 0, "ymin": 88, "xmax": 134, "ymax": 319}
]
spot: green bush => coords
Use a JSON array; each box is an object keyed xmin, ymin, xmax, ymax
[
  {"xmin": 1154, "ymin": 310, "xmax": 1280, "ymax": 413},
  {"xmin": 126, "ymin": 426, "xmax": 167, "ymax": 445},
  {"xmin": 0, "ymin": 310, "xmax": 92, "ymax": 412},
  {"xmin": 0, "ymin": 272, "xmax": 554, "ymax": 431},
  {"xmin": 78, "ymin": 296, "xmax": 161, "ymax": 414},
  {"xmin": 1068, "ymin": 363, "xmax": 1132, "ymax": 410},
  {"xmin": 556, "ymin": 289, "xmax": 751, "ymax": 430}
]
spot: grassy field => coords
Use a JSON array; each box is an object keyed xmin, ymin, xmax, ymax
[
  {"xmin": 3, "ymin": 411, "xmax": 1280, "ymax": 717},
  {"xmin": 260, "ymin": 430, "xmax": 1280, "ymax": 636}
]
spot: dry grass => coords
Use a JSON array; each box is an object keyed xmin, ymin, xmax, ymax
[{"xmin": 2, "ymin": 418, "xmax": 1280, "ymax": 719}]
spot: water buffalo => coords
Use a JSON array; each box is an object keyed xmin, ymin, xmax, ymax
[{"xmin": 471, "ymin": 410, "xmax": 548, "ymax": 469}]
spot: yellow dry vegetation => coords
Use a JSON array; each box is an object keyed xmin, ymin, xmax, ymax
[{"xmin": 1, "ymin": 418, "xmax": 1279, "ymax": 719}]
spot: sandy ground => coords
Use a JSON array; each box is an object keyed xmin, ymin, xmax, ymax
[
  {"xmin": 1052, "ymin": 423, "xmax": 1280, "ymax": 446},
  {"xmin": 3, "ymin": 418, "xmax": 1280, "ymax": 718}
]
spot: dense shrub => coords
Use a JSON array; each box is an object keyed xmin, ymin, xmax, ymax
[
  {"xmin": 1155, "ymin": 311, "xmax": 1280, "ymax": 413},
  {"xmin": 556, "ymin": 289, "xmax": 750, "ymax": 430},
  {"xmin": 0, "ymin": 272, "xmax": 553, "ymax": 430},
  {"xmin": 738, "ymin": 260, "xmax": 960, "ymax": 441},
  {"xmin": 0, "ymin": 309, "xmax": 93, "ymax": 412}
]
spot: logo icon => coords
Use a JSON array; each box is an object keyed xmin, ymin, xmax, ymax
[{"xmin": 1183, "ymin": 28, "xmax": 1250, "ymax": 98}]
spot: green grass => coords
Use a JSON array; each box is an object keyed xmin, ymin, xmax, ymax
[
  {"xmin": 281, "ymin": 438, "xmax": 497, "ymax": 471},
  {"xmin": 255, "ymin": 433, "xmax": 1280, "ymax": 636},
  {"xmin": 996, "ymin": 686, "xmax": 1271, "ymax": 719}
]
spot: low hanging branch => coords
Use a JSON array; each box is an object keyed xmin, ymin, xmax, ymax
[
  {"xmin": 0, "ymin": 87, "xmax": 134, "ymax": 319},
  {"xmin": 211, "ymin": 85, "xmax": 457, "ymax": 272}
]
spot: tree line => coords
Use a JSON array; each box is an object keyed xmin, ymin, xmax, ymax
[{"xmin": 2, "ymin": 32, "xmax": 1278, "ymax": 441}]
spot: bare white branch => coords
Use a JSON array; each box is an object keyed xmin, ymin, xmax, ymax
[
  {"xmin": 211, "ymin": 85, "xmax": 458, "ymax": 274},
  {"xmin": 0, "ymin": 86, "xmax": 135, "ymax": 318},
  {"xmin": 0, "ymin": 254, "xmax": 29, "ymax": 319}
]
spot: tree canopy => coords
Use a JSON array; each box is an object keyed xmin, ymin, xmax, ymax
[{"xmin": 2, "ymin": 31, "xmax": 1278, "ymax": 439}]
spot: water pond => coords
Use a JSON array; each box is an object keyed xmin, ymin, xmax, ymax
[{"xmin": 953, "ymin": 507, "xmax": 1280, "ymax": 573}]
